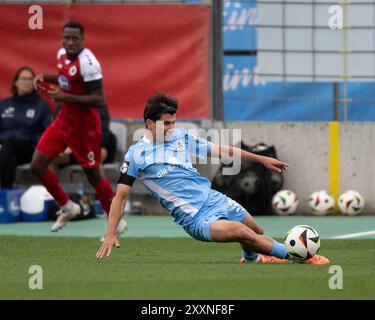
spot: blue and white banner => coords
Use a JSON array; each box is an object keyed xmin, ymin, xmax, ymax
[
  {"xmin": 223, "ymin": 0, "xmax": 258, "ymax": 50},
  {"xmin": 222, "ymin": 1, "xmax": 375, "ymax": 121},
  {"xmin": 223, "ymin": 56, "xmax": 335, "ymax": 121}
]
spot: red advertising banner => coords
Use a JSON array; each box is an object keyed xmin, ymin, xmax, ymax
[{"xmin": 0, "ymin": 4, "xmax": 211, "ymax": 119}]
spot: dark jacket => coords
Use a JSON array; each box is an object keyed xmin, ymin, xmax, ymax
[{"xmin": 0, "ymin": 92, "xmax": 52, "ymax": 144}]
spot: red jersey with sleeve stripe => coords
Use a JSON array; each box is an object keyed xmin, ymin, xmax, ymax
[
  {"xmin": 53, "ymin": 47, "xmax": 102, "ymax": 136},
  {"xmin": 36, "ymin": 47, "xmax": 102, "ymax": 168}
]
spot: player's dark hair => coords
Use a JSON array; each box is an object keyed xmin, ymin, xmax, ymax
[
  {"xmin": 144, "ymin": 92, "xmax": 179, "ymax": 122},
  {"xmin": 63, "ymin": 21, "xmax": 84, "ymax": 36},
  {"xmin": 11, "ymin": 66, "xmax": 36, "ymax": 96}
]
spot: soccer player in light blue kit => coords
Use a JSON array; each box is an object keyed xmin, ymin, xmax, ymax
[{"xmin": 96, "ymin": 92, "xmax": 329, "ymax": 265}]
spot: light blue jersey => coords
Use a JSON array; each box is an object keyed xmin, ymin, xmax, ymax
[{"xmin": 124, "ymin": 128, "xmax": 213, "ymax": 227}]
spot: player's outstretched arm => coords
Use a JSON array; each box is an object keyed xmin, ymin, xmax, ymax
[
  {"xmin": 209, "ymin": 143, "xmax": 289, "ymax": 173},
  {"xmin": 96, "ymin": 184, "xmax": 132, "ymax": 259},
  {"xmin": 33, "ymin": 74, "xmax": 59, "ymax": 90}
]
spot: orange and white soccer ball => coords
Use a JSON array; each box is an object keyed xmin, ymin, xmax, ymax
[
  {"xmin": 308, "ymin": 190, "xmax": 335, "ymax": 215},
  {"xmin": 338, "ymin": 190, "xmax": 365, "ymax": 215},
  {"xmin": 272, "ymin": 190, "xmax": 299, "ymax": 215}
]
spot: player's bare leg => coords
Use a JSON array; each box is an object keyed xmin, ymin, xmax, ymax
[
  {"xmin": 211, "ymin": 219, "xmax": 274, "ymax": 252},
  {"xmin": 30, "ymin": 149, "xmax": 81, "ymax": 231},
  {"xmin": 241, "ymin": 213, "xmax": 264, "ymax": 235},
  {"xmin": 211, "ymin": 219, "xmax": 288, "ymax": 263},
  {"xmin": 83, "ymin": 166, "xmax": 128, "ymax": 240},
  {"xmin": 30, "ymin": 149, "xmax": 53, "ymax": 176},
  {"xmin": 237, "ymin": 213, "xmax": 283, "ymax": 263}
]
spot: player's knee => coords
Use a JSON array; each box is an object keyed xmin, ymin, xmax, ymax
[
  {"xmin": 236, "ymin": 227, "xmax": 257, "ymax": 243},
  {"xmin": 30, "ymin": 161, "xmax": 45, "ymax": 177},
  {"xmin": 87, "ymin": 172, "xmax": 103, "ymax": 186},
  {"xmin": 86, "ymin": 175, "xmax": 97, "ymax": 186},
  {"xmin": 84, "ymin": 167, "xmax": 103, "ymax": 186}
]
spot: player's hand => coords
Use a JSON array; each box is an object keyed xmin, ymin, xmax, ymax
[
  {"xmin": 260, "ymin": 156, "xmax": 289, "ymax": 173},
  {"xmin": 33, "ymin": 74, "xmax": 44, "ymax": 91},
  {"xmin": 96, "ymin": 234, "xmax": 120, "ymax": 260},
  {"xmin": 47, "ymin": 87, "xmax": 67, "ymax": 102}
]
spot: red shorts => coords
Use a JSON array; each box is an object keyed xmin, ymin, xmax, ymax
[{"xmin": 37, "ymin": 124, "xmax": 101, "ymax": 169}]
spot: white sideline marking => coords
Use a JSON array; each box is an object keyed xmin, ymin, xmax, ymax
[{"xmin": 330, "ymin": 230, "xmax": 375, "ymax": 239}]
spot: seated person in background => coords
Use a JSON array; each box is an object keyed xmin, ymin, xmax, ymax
[
  {"xmin": 54, "ymin": 104, "xmax": 117, "ymax": 168},
  {"xmin": 0, "ymin": 66, "xmax": 51, "ymax": 188}
]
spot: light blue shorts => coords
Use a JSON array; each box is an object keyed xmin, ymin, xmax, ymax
[{"xmin": 183, "ymin": 189, "xmax": 248, "ymax": 242}]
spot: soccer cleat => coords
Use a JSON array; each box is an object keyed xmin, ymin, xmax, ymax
[
  {"xmin": 240, "ymin": 255, "xmax": 286, "ymax": 264},
  {"xmin": 303, "ymin": 254, "xmax": 330, "ymax": 265},
  {"xmin": 51, "ymin": 202, "xmax": 81, "ymax": 232},
  {"xmin": 100, "ymin": 219, "xmax": 128, "ymax": 242}
]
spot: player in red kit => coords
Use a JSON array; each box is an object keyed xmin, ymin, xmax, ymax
[{"xmin": 31, "ymin": 22, "xmax": 127, "ymax": 236}]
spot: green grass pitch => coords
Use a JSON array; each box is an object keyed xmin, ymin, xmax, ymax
[{"xmin": 1, "ymin": 236, "xmax": 374, "ymax": 299}]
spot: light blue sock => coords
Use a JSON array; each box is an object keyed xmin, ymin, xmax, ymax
[
  {"xmin": 270, "ymin": 241, "xmax": 288, "ymax": 259},
  {"xmin": 242, "ymin": 250, "xmax": 259, "ymax": 261}
]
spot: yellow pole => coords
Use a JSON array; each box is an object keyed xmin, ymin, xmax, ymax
[{"xmin": 329, "ymin": 121, "xmax": 340, "ymax": 213}]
